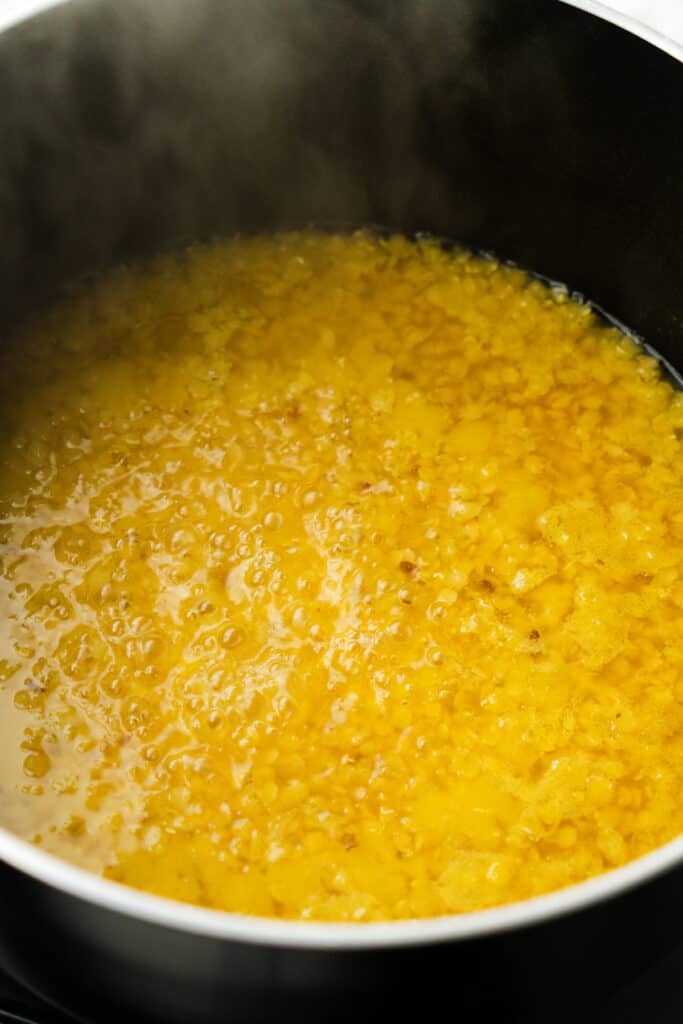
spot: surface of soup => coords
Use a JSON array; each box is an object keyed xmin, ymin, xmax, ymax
[{"xmin": 0, "ymin": 232, "xmax": 682, "ymax": 921}]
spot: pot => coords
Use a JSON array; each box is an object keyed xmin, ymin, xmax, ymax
[{"xmin": 0, "ymin": 2, "xmax": 681, "ymax": 1021}]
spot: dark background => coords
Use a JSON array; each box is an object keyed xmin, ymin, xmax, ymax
[{"xmin": 0, "ymin": 944, "xmax": 682, "ymax": 1024}]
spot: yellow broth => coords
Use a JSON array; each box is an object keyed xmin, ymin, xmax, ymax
[{"xmin": 0, "ymin": 232, "xmax": 682, "ymax": 921}]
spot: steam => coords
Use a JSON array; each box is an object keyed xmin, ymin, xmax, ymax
[
  {"xmin": 0, "ymin": 0, "xmax": 615, "ymax": 331},
  {"xmin": 0, "ymin": 0, "xmax": 464, "ymax": 324}
]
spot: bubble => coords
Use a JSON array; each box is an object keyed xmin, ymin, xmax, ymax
[
  {"xmin": 23, "ymin": 751, "xmax": 51, "ymax": 778},
  {"xmin": 221, "ymin": 627, "xmax": 245, "ymax": 649}
]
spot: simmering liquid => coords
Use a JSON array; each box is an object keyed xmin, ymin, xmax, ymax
[{"xmin": 0, "ymin": 232, "xmax": 682, "ymax": 921}]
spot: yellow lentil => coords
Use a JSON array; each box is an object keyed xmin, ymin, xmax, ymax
[{"xmin": 0, "ymin": 231, "xmax": 682, "ymax": 921}]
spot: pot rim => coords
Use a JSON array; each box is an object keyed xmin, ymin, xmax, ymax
[
  {"xmin": 3, "ymin": 0, "xmax": 682, "ymax": 62},
  {"xmin": 561, "ymin": 0, "xmax": 683, "ymax": 61},
  {"xmin": 0, "ymin": 824, "xmax": 682, "ymax": 947},
  {"xmin": 0, "ymin": 0, "xmax": 68, "ymax": 34},
  {"xmin": 0, "ymin": 0, "xmax": 681, "ymax": 951}
]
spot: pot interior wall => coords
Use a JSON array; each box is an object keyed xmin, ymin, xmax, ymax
[{"xmin": 0, "ymin": 0, "xmax": 681, "ymax": 361}]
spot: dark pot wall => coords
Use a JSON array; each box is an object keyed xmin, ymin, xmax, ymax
[
  {"xmin": 0, "ymin": 0, "xmax": 682, "ymax": 355},
  {"xmin": 0, "ymin": 858, "xmax": 682, "ymax": 1023}
]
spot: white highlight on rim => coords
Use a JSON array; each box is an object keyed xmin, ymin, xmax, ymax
[
  {"xmin": 0, "ymin": 0, "xmax": 70, "ymax": 34},
  {"xmin": 0, "ymin": 0, "xmax": 681, "ymax": 950},
  {"xmin": 1, "ymin": 824, "xmax": 682, "ymax": 949},
  {"xmin": 561, "ymin": 0, "xmax": 683, "ymax": 61}
]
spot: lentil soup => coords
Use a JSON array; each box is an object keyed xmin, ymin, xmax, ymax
[{"xmin": 1, "ymin": 232, "xmax": 682, "ymax": 922}]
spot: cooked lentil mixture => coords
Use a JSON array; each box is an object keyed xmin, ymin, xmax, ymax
[{"xmin": 0, "ymin": 231, "xmax": 682, "ymax": 921}]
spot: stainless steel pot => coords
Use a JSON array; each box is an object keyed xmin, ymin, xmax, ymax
[{"xmin": 0, "ymin": 2, "xmax": 681, "ymax": 1021}]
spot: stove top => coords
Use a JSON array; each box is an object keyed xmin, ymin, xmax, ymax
[
  {"xmin": 0, "ymin": 938, "xmax": 681, "ymax": 1024},
  {"xmin": 0, "ymin": 970, "xmax": 74, "ymax": 1024},
  {"xmin": 583, "ymin": 940, "xmax": 683, "ymax": 1023}
]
